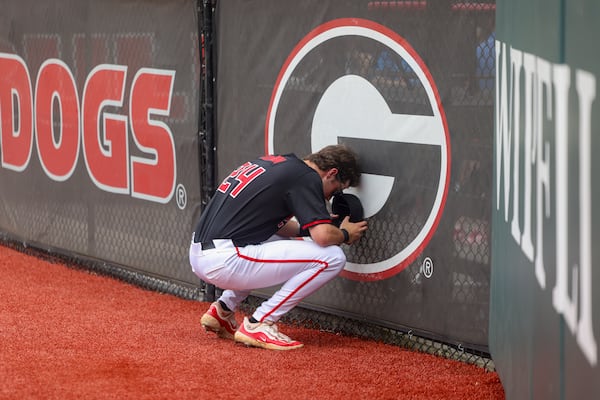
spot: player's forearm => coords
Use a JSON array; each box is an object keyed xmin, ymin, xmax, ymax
[
  {"xmin": 309, "ymin": 218, "xmax": 368, "ymax": 247},
  {"xmin": 309, "ymin": 223, "xmax": 348, "ymax": 247}
]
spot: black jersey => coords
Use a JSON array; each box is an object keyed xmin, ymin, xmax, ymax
[{"xmin": 193, "ymin": 154, "xmax": 332, "ymax": 246}]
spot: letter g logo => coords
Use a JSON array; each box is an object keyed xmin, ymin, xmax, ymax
[{"xmin": 266, "ymin": 19, "xmax": 451, "ymax": 281}]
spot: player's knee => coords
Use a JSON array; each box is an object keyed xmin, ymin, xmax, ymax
[{"xmin": 327, "ymin": 245, "xmax": 347, "ymax": 272}]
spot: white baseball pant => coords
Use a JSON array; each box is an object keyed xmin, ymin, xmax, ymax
[{"xmin": 189, "ymin": 236, "xmax": 346, "ymax": 323}]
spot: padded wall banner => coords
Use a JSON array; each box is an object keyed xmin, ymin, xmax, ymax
[
  {"xmin": 0, "ymin": 0, "xmax": 201, "ymax": 284},
  {"xmin": 491, "ymin": 0, "xmax": 599, "ymax": 398},
  {"xmin": 215, "ymin": 0, "xmax": 495, "ymax": 350}
]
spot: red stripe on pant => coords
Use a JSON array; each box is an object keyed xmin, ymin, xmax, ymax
[{"xmin": 235, "ymin": 247, "xmax": 329, "ymax": 322}]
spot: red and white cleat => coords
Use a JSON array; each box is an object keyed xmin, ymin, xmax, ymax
[
  {"xmin": 200, "ymin": 301, "xmax": 238, "ymax": 340},
  {"xmin": 234, "ymin": 317, "xmax": 304, "ymax": 350}
]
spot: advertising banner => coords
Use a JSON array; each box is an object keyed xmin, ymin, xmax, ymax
[
  {"xmin": 0, "ymin": 0, "xmax": 202, "ymax": 283},
  {"xmin": 215, "ymin": 0, "xmax": 495, "ymax": 349}
]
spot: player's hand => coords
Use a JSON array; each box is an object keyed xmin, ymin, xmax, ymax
[{"xmin": 340, "ymin": 216, "xmax": 368, "ymax": 245}]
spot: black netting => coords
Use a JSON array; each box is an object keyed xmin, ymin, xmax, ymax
[{"xmin": 0, "ymin": 0, "xmax": 203, "ymax": 286}]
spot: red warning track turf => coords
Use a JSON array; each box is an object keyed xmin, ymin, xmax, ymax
[{"xmin": 0, "ymin": 245, "xmax": 504, "ymax": 399}]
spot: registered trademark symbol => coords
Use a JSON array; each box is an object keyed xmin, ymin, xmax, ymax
[
  {"xmin": 176, "ymin": 184, "xmax": 187, "ymax": 210},
  {"xmin": 422, "ymin": 257, "xmax": 433, "ymax": 278}
]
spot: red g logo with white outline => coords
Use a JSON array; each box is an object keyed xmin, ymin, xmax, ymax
[{"xmin": 266, "ymin": 18, "xmax": 451, "ymax": 281}]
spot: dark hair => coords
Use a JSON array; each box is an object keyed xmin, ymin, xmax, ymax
[{"xmin": 304, "ymin": 144, "xmax": 361, "ymax": 187}]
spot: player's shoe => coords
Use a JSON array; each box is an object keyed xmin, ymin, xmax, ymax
[
  {"xmin": 200, "ymin": 301, "xmax": 238, "ymax": 340},
  {"xmin": 234, "ymin": 317, "xmax": 304, "ymax": 350}
]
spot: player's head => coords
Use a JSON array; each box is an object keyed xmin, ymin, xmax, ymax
[{"xmin": 304, "ymin": 144, "xmax": 361, "ymax": 197}]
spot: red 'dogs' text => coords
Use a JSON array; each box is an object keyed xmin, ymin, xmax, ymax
[{"xmin": 0, "ymin": 53, "xmax": 176, "ymax": 204}]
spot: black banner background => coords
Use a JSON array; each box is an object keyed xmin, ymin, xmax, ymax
[
  {"xmin": 215, "ymin": 0, "xmax": 494, "ymax": 349},
  {"xmin": 0, "ymin": 0, "xmax": 202, "ymax": 285}
]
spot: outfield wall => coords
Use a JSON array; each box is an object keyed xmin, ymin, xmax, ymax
[
  {"xmin": 490, "ymin": 0, "xmax": 600, "ymax": 398},
  {"xmin": 0, "ymin": 0, "xmax": 495, "ymax": 356},
  {"xmin": 0, "ymin": 0, "xmax": 202, "ymax": 285}
]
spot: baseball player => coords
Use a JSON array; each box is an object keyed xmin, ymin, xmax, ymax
[{"xmin": 189, "ymin": 144, "xmax": 368, "ymax": 350}]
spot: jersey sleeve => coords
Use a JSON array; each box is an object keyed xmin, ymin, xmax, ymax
[{"xmin": 286, "ymin": 171, "xmax": 332, "ymax": 230}]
